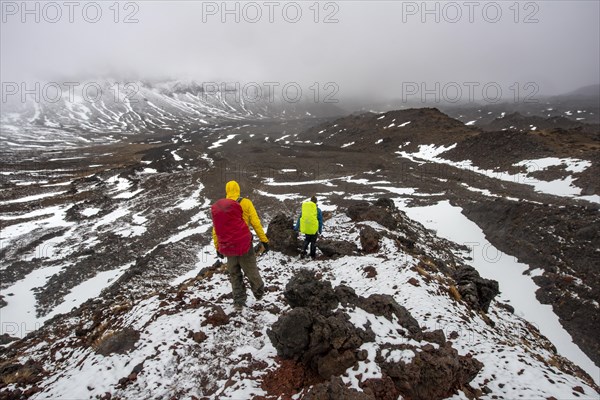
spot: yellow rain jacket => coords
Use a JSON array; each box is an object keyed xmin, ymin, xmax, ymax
[{"xmin": 212, "ymin": 181, "xmax": 269, "ymax": 250}]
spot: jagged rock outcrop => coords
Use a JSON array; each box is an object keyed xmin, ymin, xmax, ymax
[
  {"xmin": 378, "ymin": 343, "xmax": 484, "ymax": 400},
  {"xmin": 303, "ymin": 377, "xmax": 373, "ymax": 400},
  {"xmin": 283, "ymin": 269, "xmax": 339, "ymax": 313},
  {"xmin": 94, "ymin": 328, "xmax": 140, "ymax": 356},
  {"xmin": 268, "ymin": 307, "xmax": 372, "ymax": 379},
  {"xmin": 453, "ymin": 265, "xmax": 499, "ymax": 312},
  {"xmin": 268, "ymin": 213, "xmax": 360, "ymax": 258},
  {"xmin": 347, "ymin": 201, "xmax": 398, "ymax": 230},
  {"xmin": 270, "ymin": 271, "xmax": 372, "ymax": 378},
  {"xmin": 266, "ymin": 213, "xmax": 302, "ymax": 255},
  {"xmin": 268, "ymin": 270, "xmax": 483, "ymax": 396},
  {"xmin": 358, "ymin": 294, "xmax": 422, "ymax": 338},
  {"xmin": 360, "ymin": 225, "xmax": 381, "ymax": 253},
  {"xmin": 317, "ymin": 239, "xmax": 359, "ymax": 258}
]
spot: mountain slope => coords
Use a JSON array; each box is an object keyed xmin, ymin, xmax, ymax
[
  {"xmin": 1, "ymin": 205, "xmax": 598, "ymax": 399},
  {"xmin": 1, "ymin": 105, "xmax": 599, "ymax": 398}
]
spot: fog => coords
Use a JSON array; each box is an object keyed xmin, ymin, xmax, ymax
[{"xmin": 2, "ymin": 1, "xmax": 599, "ymax": 102}]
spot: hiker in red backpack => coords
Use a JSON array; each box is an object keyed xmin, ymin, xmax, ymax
[
  {"xmin": 294, "ymin": 196, "xmax": 323, "ymax": 260},
  {"xmin": 211, "ymin": 180, "xmax": 269, "ymax": 311}
]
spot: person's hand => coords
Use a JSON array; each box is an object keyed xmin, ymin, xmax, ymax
[
  {"xmin": 262, "ymin": 242, "xmax": 270, "ymax": 253},
  {"xmin": 216, "ymin": 251, "xmax": 224, "ymax": 259}
]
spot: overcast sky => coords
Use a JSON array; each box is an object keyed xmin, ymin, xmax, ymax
[{"xmin": 2, "ymin": 1, "xmax": 599, "ymax": 101}]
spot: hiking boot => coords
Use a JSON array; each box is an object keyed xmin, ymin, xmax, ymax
[
  {"xmin": 234, "ymin": 303, "xmax": 244, "ymax": 312},
  {"xmin": 254, "ymin": 292, "xmax": 264, "ymax": 301}
]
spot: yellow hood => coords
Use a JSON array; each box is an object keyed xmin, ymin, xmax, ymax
[{"xmin": 225, "ymin": 180, "xmax": 240, "ymax": 200}]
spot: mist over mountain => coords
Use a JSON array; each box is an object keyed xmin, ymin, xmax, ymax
[{"xmin": 2, "ymin": 1, "xmax": 599, "ymax": 398}]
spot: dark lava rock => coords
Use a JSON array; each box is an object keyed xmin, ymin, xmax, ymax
[
  {"xmin": 283, "ymin": 269, "xmax": 339, "ymax": 313},
  {"xmin": 0, "ymin": 333, "xmax": 18, "ymax": 345},
  {"xmin": 308, "ymin": 312, "xmax": 367, "ymax": 378},
  {"xmin": 347, "ymin": 201, "xmax": 398, "ymax": 230},
  {"xmin": 269, "ymin": 270, "xmax": 483, "ymax": 396},
  {"xmin": 453, "ymin": 265, "xmax": 499, "ymax": 312},
  {"xmin": 0, "ymin": 362, "xmax": 21, "ymax": 376},
  {"xmin": 202, "ymin": 305, "xmax": 230, "ymax": 327},
  {"xmin": 270, "ymin": 271, "xmax": 375, "ymax": 379},
  {"xmin": 334, "ymin": 285, "xmax": 360, "ymax": 306},
  {"xmin": 267, "ymin": 307, "xmax": 314, "ymax": 359},
  {"xmin": 360, "ymin": 225, "xmax": 381, "ymax": 253},
  {"xmin": 267, "ymin": 213, "xmax": 302, "ymax": 255},
  {"xmin": 303, "ymin": 376, "xmax": 374, "ymax": 400},
  {"xmin": 268, "ymin": 308, "xmax": 367, "ymax": 379},
  {"xmin": 95, "ymin": 328, "xmax": 140, "ymax": 356},
  {"xmin": 192, "ymin": 331, "xmax": 208, "ymax": 344},
  {"xmin": 358, "ymin": 294, "xmax": 422, "ymax": 337},
  {"xmin": 360, "ymin": 375, "xmax": 400, "ymax": 400},
  {"xmin": 379, "ymin": 343, "xmax": 483, "ymax": 400},
  {"xmin": 363, "ymin": 266, "xmax": 378, "ymax": 278},
  {"xmin": 317, "ymin": 239, "xmax": 359, "ymax": 258},
  {"xmin": 374, "ymin": 198, "xmax": 396, "ymax": 210},
  {"xmin": 422, "ymin": 329, "xmax": 446, "ymax": 346}
]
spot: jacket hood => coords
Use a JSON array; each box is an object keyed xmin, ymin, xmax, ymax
[{"xmin": 225, "ymin": 181, "xmax": 240, "ymax": 200}]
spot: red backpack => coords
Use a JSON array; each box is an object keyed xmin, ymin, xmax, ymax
[{"xmin": 211, "ymin": 198, "xmax": 252, "ymax": 256}]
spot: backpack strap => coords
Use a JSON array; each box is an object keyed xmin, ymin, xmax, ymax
[{"xmin": 236, "ymin": 197, "xmax": 244, "ymax": 203}]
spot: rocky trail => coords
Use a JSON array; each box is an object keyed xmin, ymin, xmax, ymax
[{"xmin": 1, "ymin": 103, "xmax": 599, "ymax": 398}]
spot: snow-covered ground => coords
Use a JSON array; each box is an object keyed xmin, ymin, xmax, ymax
[
  {"xmin": 9, "ymin": 212, "xmax": 596, "ymax": 399},
  {"xmin": 398, "ymin": 199, "xmax": 599, "ymax": 384},
  {"xmin": 398, "ymin": 145, "xmax": 600, "ymax": 203}
]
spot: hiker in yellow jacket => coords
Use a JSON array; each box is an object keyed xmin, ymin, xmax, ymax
[
  {"xmin": 294, "ymin": 196, "xmax": 324, "ymax": 260},
  {"xmin": 211, "ymin": 180, "xmax": 269, "ymax": 311}
]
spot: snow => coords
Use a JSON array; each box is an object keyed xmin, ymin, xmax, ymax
[
  {"xmin": 0, "ymin": 265, "xmax": 64, "ymax": 338},
  {"xmin": 0, "ymin": 205, "xmax": 64, "ymax": 221},
  {"xmin": 529, "ymin": 268, "xmax": 544, "ymax": 277},
  {"xmin": 341, "ymin": 142, "xmax": 355, "ymax": 148},
  {"xmin": 264, "ymin": 178, "xmax": 335, "ymax": 187},
  {"xmin": 398, "ymin": 143, "xmax": 457, "ymax": 165},
  {"xmin": 0, "ymin": 191, "xmax": 67, "ymax": 205},
  {"xmin": 175, "ymin": 185, "xmax": 204, "ymax": 210},
  {"xmin": 93, "ymin": 208, "xmax": 130, "ymax": 228},
  {"xmin": 399, "ymin": 145, "xmax": 599, "ymax": 203},
  {"xmin": 398, "ymin": 121, "xmax": 411, "ymax": 127},
  {"xmin": 44, "ymin": 263, "xmax": 132, "ymax": 321},
  {"xmin": 81, "ymin": 207, "xmax": 101, "ymax": 217},
  {"xmin": 255, "ymin": 190, "xmax": 303, "ymax": 202},
  {"xmin": 115, "ymin": 213, "xmax": 148, "ymax": 238},
  {"xmin": 399, "ymin": 200, "xmax": 599, "ymax": 383},
  {"xmin": 0, "ymin": 206, "xmax": 73, "ymax": 246},
  {"xmin": 375, "ymin": 139, "xmax": 383, "ymax": 144},
  {"xmin": 1, "ymin": 207, "xmax": 598, "ymax": 398},
  {"xmin": 114, "ymin": 188, "xmax": 144, "ymax": 199},
  {"xmin": 385, "ymin": 348, "xmax": 416, "ymax": 364},
  {"xmin": 171, "ymin": 150, "xmax": 183, "ymax": 161},
  {"xmin": 465, "ymin": 120, "xmax": 476, "ymax": 125},
  {"xmin": 208, "ymin": 134, "xmax": 238, "ymax": 149},
  {"xmin": 515, "ymin": 157, "xmax": 592, "ymax": 174}
]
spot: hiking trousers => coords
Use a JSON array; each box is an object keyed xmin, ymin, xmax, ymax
[
  {"xmin": 302, "ymin": 234, "xmax": 318, "ymax": 259},
  {"xmin": 226, "ymin": 246, "xmax": 265, "ymax": 306}
]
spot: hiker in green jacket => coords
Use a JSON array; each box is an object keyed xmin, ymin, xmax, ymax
[{"xmin": 294, "ymin": 196, "xmax": 323, "ymax": 259}]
